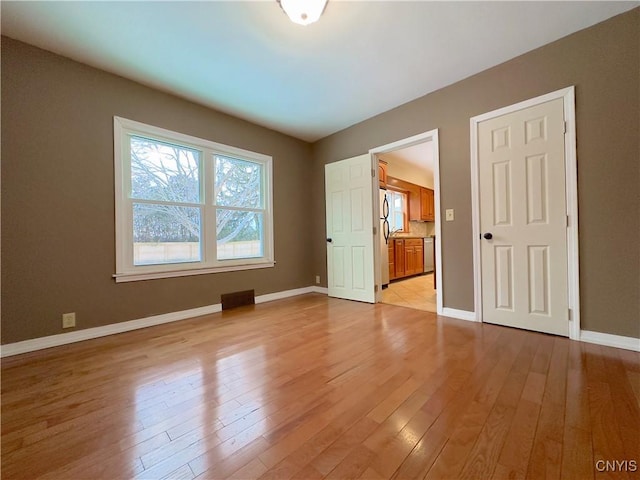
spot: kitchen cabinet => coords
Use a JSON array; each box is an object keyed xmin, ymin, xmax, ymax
[
  {"xmin": 394, "ymin": 239, "xmax": 405, "ymax": 278},
  {"xmin": 420, "ymin": 188, "xmax": 435, "ymax": 221},
  {"xmin": 389, "ymin": 238, "xmax": 424, "ymax": 280},
  {"xmin": 378, "ymin": 161, "xmax": 388, "ymax": 188},
  {"xmin": 388, "ymin": 242, "xmax": 395, "ymax": 280},
  {"xmin": 404, "ymin": 239, "xmax": 424, "ymax": 276},
  {"xmin": 388, "ymin": 175, "xmax": 432, "ymax": 222}
]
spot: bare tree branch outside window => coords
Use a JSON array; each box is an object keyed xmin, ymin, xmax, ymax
[{"xmin": 130, "ymin": 137, "xmax": 262, "ymax": 248}]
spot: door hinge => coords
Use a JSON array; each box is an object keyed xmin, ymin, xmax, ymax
[
  {"xmin": 566, "ymin": 215, "xmax": 570, "ymax": 227},
  {"xmin": 373, "ymin": 226, "xmax": 377, "ymax": 235},
  {"xmin": 563, "ymin": 121, "xmax": 568, "ymax": 134},
  {"xmin": 374, "ymin": 285, "xmax": 379, "ymax": 292},
  {"xmin": 568, "ymin": 308, "xmax": 572, "ymax": 321},
  {"xmin": 372, "ymin": 169, "xmax": 376, "ymax": 178}
]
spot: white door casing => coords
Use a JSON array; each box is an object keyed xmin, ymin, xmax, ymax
[
  {"xmin": 325, "ymin": 154, "xmax": 376, "ymax": 303},
  {"xmin": 476, "ymin": 96, "xmax": 571, "ymax": 336}
]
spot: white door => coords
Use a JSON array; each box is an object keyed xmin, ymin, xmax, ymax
[
  {"xmin": 325, "ymin": 154, "xmax": 376, "ymax": 303},
  {"xmin": 478, "ymin": 98, "xmax": 569, "ymax": 336}
]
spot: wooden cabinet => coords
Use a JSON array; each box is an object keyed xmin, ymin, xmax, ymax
[
  {"xmin": 378, "ymin": 161, "xmax": 387, "ymax": 188},
  {"xmin": 388, "ymin": 242, "xmax": 395, "ymax": 280},
  {"xmin": 420, "ymin": 187, "xmax": 435, "ymax": 221},
  {"xmin": 407, "ymin": 184, "xmax": 422, "ymax": 222},
  {"xmin": 414, "ymin": 240, "xmax": 424, "ymax": 276},
  {"xmin": 404, "ymin": 244, "xmax": 416, "ymax": 277},
  {"xmin": 389, "ymin": 174, "xmax": 433, "ymax": 222},
  {"xmin": 404, "ymin": 239, "xmax": 424, "ymax": 276},
  {"xmin": 389, "ymin": 238, "xmax": 424, "ymax": 280},
  {"xmin": 394, "ymin": 239, "xmax": 405, "ymax": 278}
]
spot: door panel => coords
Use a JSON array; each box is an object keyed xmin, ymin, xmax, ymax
[
  {"xmin": 494, "ymin": 245, "xmax": 514, "ymax": 311},
  {"xmin": 325, "ymin": 155, "xmax": 375, "ymax": 303},
  {"xmin": 479, "ymin": 98, "xmax": 568, "ymax": 336}
]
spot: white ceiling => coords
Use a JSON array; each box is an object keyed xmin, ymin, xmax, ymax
[
  {"xmin": 380, "ymin": 142, "xmax": 434, "ymax": 173},
  {"xmin": 2, "ymin": 1, "xmax": 636, "ymax": 142},
  {"xmin": 379, "ymin": 141, "xmax": 434, "ymax": 187}
]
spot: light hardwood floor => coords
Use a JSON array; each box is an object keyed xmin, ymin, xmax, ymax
[
  {"xmin": 1, "ymin": 294, "xmax": 639, "ymax": 479},
  {"xmin": 382, "ymin": 274, "xmax": 437, "ymax": 312}
]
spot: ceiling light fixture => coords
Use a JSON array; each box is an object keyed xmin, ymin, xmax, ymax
[{"xmin": 278, "ymin": 0, "xmax": 328, "ymax": 26}]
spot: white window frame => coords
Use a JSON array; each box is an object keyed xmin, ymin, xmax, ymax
[
  {"xmin": 387, "ymin": 189, "xmax": 408, "ymax": 233},
  {"xmin": 113, "ymin": 116, "xmax": 274, "ymax": 283}
]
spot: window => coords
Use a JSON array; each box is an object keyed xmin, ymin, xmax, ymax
[
  {"xmin": 388, "ymin": 190, "xmax": 407, "ymax": 233},
  {"xmin": 114, "ymin": 117, "xmax": 273, "ymax": 282}
]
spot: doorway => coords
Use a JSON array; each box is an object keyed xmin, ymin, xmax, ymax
[{"xmin": 371, "ymin": 129, "xmax": 442, "ymax": 314}]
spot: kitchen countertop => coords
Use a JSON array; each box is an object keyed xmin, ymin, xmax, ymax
[
  {"xmin": 389, "ymin": 235, "xmax": 433, "ymax": 240},
  {"xmin": 390, "ymin": 235, "xmax": 435, "ymax": 239}
]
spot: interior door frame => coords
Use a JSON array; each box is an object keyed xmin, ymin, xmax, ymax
[
  {"xmin": 470, "ymin": 86, "xmax": 580, "ymax": 340},
  {"xmin": 370, "ymin": 129, "xmax": 443, "ymax": 315}
]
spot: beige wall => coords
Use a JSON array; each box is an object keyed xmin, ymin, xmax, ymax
[
  {"xmin": 2, "ymin": 8, "xmax": 639, "ymax": 345},
  {"xmin": 1, "ymin": 37, "xmax": 313, "ymax": 344},
  {"xmin": 311, "ymin": 8, "xmax": 640, "ymax": 338}
]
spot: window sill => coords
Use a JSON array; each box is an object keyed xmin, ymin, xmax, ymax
[{"xmin": 113, "ymin": 261, "xmax": 275, "ymax": 283}]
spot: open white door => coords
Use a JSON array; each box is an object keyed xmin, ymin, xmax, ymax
[
  {"xmin": 477, "ymin": 97, "xmax": 569, "ymax": 336},
  {"xmin": 325, "ymin": 154, "xmax": 376, "ymax": 303}
]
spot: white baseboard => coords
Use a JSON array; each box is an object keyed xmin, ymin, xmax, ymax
[
  {"xmin": 255, "ymin": 286, "xmax": 316, "ymax": 304},
  {"xmin": 8, "ymin": 289, "xmax": 635, "ymax": 358},
  {"xmin": 440, "ymin": 308, "xmax": 477, "ymax": 322},
  {"xmin": 1, "ymin": 286, "xmax": 323, "ymax": 358},
  {"xmin": 580, "ymin": 330, "xmax": 640, "ymax": 352}
]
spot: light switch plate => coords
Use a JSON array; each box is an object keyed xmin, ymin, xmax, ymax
[{"xmin": 446, "ymin": 209, "xmax": 455, "ymax": 221}]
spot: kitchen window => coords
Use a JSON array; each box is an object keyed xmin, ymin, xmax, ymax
[
  {"xmin": 388, "ymin": 190, "xmax": 408, "ymax": 232},
  {"xmin": 113, "ymin": 117, "xmax": 273, "ymax": 282}
]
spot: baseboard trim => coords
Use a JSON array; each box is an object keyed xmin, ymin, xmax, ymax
[
  {"xmin": 440, "ymin": 308, "xmax": 477, "ymax": 322},
  {"xmin": 580, "ymin": 330, "xmax": 640, "ymax": 352},
  {"xmin": 255, "ymin": 286, "xmax": 316, "ymax": 304},
  {"xmin": 1, "ymin": 286, "xmax": 323, "ymax": 358},
  {"xmin": 10, "ymin": 291, "xmax": 635, "ymax": 358}
]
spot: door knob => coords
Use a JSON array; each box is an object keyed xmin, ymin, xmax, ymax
[
  {"xmin": 483, "ymin": 232, "xmax": 493, "ymax": 240},
  {"xmin": 326, "ymin": 238, "xmax": 333, "ymax": 243}
]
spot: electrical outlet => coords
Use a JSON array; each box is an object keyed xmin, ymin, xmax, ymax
[
  {"xmin": 445, "ymin": 209, "xmax": 455, "ymax": 221},
  {"xmin": 62, "ymin": 312, "xmax": 76, "ymax": 328},
  {"xmin": 315, "ymin": 275, "xmax": 321, "ymax": 284}
]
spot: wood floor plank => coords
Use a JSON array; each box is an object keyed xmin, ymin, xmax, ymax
[
  {"xmin": 588, "ymin": 382, "xmax": 630, "ymax": 480},
  {"xmin": 309, "ymin": 416, "xmax": 379, "ymax": 476},
  {"xmin": 390, "ymin": 328, "xmax": 521, "ymax": 480},
  {"xmin": 493, "ymin": 399, "xmax": 541, "ymax": 479},
  {"xmin": 561, "ymin": 426, "xmax": 594, "ymax": 480},
  {"xmin": 325, "ymin": 444, "xmax": 375, "ymax": 480},
  {"xmin": 1, "ymin": 294, "xmax": 637, "ymax": 480},
  {"xmin": 421, "ymin": 328, "xmax": 526, "ymax": 480},
  {"xmin": 525, "ymin": 337, "xmax": 569, "ymax": 480},
  {"xmin": 226, "ymin": 457, "xmax": 268, "ymax": 480},
  {"xmin": 604, "ymin": 347, "xmax": 640, "ymax": 464},
  {"xmin": 455, "ymin": 332, "xmax": 542, "ymax": 480}
]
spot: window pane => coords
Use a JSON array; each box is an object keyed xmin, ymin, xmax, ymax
[
  {"xmin": 215, "ymin": 155, "xmax": 262, "ymax": 208},
  {"xmin": 130, "ymin": 136, "xmax": 200, "ymax": 204},
  {"xmin": 133, "ymin": 203, "xmax": 201, "ymax": 265},
  {"xmin": 216, "ymin": 209, "xmax": 263, "ymax": 260},
  {"xmin": 389, "ymin": 191, "xmax": 405, "ymax": 232}
]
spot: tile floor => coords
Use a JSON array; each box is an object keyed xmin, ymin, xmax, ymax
[{"xmin": 382, "ymin": 273, "xmax": 437, "ymax": 312}]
